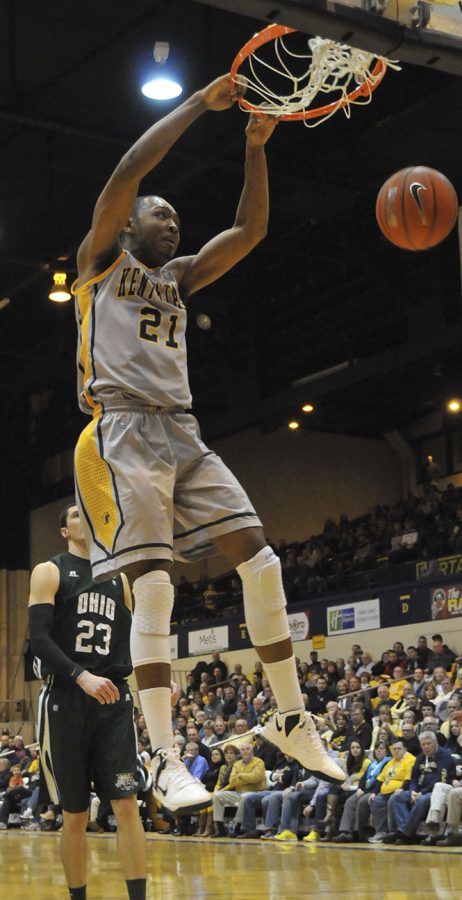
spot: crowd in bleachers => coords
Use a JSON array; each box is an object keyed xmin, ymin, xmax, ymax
[
  {"xmin": 143, "ymin": 637, "xmax": 462, "ymax": 844},
  {"xmin": 173, "ymin": 481, "xmax": 462, "ymax": 622},
  {"xmin": 1, "ymin": 634, "xmax": 462, "ymax": 845},
  {"xmin": 2, "ymin": 478, "xmax": 462, "ymax": 842}
]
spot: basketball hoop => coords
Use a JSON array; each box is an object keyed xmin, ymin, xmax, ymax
[{"xmin": 231, "ymin": 24, "xmax": 400, "ymax": 126}]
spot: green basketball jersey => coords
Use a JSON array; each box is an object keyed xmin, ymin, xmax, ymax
[{"xmin": 34, "ymin": 551, "xmax": 132, "ymax": 680}]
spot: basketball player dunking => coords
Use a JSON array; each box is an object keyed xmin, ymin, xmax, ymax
[
  {"xmin": 29, "ymin": 503, "xmax": 146, "ymax": 900},
  {"xmin": 72, "ymin": 73, "xmax": 344, "ymax": 813}
]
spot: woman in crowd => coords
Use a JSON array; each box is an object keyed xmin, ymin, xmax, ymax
[
  {"xmin": 371, "ymin": 706, "xmax": 399, "ymax": 750},
  {"xmin": 197, "ymin": 747, "xmax": 226, "ymax": 837},
  {"xmin": 423, "ymin": 683, "xmax": 438, "ymax": 703},
  {"xmin": 445, "ymin": 718, "xmax": 462, "ymax": 756},
  {"xmin": 326, "ymin": 661, "xmax": 339, "ymax": 686},
  {"xmin": 319, "ymin": 741, "xmax": 370, "ymax": 840},
  {"xmin": 333, "ymin": 743, "xmax": 391, "ymax": 842},
  {"xmin": 215, "ymin": 745, "xmax": 239, "ymax": 792},
  {"xmin": 400, "ymin": 710, "xmax": 417, "ymax": 731},
  {"xmin": 201, "ymin": 719, "xmax": 219, "ymax": 747},
  {"xmin": 329, "ymin": 713, "xmax": 350, "ymax": 752}
]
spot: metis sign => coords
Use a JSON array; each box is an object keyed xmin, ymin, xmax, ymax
[
  {"xmin": 288, "ymin": 611, "xmax": 309, "ymax": 642},
  {"xmin": 188, "ymin": 625, "xmax": 229, "ymax": 656},
  {"xmin": 327, "ymin": 598, "xmax": 380, "ymax": 635}
]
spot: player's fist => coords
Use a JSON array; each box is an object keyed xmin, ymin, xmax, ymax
[
  {"xmin": 201, "ymin": 73, "xmax": 244, "ymax": 111},
  {"xmin": 245, "ymin": 112, "xmax": 279, "ymax": 146}
]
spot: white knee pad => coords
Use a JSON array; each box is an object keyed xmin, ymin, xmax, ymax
[
  {"xmin": 130, "ymin": 571, "xmax": 174, "ymax": 667},
  {"xmin": 237, "ymin": 546, "xmax": 290, "ymax": 647}
]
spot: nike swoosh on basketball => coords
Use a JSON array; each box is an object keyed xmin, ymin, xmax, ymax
[{"xmin": 410, "ymin": 181, "xmax": 427, "ymax": 212}]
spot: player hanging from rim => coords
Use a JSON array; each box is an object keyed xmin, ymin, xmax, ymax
[
  {"xmin": 72, "ymin": 72, "xmax": 344, "ymax": 814},
  {"xmin": 28, "ymin": 503, "xmax": 146, "ymax": 900}
]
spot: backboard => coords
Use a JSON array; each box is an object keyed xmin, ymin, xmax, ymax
[
  {"xmin": 194, "ymin": 0, "xmax": 462, "ymax": 75},
  {"xmin": 333, "ymin": 0, "xmax": 462, "ymax": 36}
]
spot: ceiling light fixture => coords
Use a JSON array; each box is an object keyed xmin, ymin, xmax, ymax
[
  {"xmin": 288, "ymin": 420, "xmax": 300, "ymax": 430},
  {"xmin": 142, "ymin": 41, "xmax": 183, "ymax": 101},
  {"xmin": 302, "ymin": 403, "xmax": 314, "ymax": 413},
  {"xmin": 447, "ymin": 398, "xmax": 462, "ymax": 414},
  {"xmin": 142, "ymin": 78, "xmax": 182, "ymax": 100},
  {"xmin": 49, "ymin": 272, "xmax": 71, "ymax": 303}
]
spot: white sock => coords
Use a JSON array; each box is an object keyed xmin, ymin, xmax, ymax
[
  {"xmin": 138, "ymin": 686, "xmax": 174, "ymax": 751},
  {"xmin": 263, "ymin": 657, "xmax": 304, "ymax": 715}
]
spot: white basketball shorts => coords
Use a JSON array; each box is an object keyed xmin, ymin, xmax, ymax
[{"xmin": 74, "ymin": 406, "xmax": 261, "ymax": 581}]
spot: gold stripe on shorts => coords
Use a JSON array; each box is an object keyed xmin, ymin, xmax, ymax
[{"xmin": 75, "ymin": 418, "xmax": 121, "ymax": 551}]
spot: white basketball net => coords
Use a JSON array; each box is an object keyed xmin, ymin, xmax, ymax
[{"xmin": 235, "ymin": 35, "xmax": 401, "ymax": 127}]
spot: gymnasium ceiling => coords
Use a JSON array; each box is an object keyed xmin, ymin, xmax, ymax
[{"xmin": 1, "ymin": 0, "xmax": 462, "ymax": 516}]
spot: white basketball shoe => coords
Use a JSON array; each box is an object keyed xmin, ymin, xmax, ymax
[
  {"xmin": 151, "ymin": 746, "xmax": 212, "ymax": 813},
  {"xmin": 261, "ymin": 710, "xmax": 344, "ymax": 783}
]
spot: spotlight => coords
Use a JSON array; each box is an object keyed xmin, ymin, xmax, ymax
[
  {"xmin": 288, "ymin": 420, "xmax": 300, "ymax": 430},
  {"xmin": 142, "ymin": 41, "xmax": 182, "ymax": 101},
  {"xmin": 302, "ymin": 403, "xmax": 314, "ymax": 413},
  {"xmin": 447, "ymin": 398, "xmax": 462, "ymax": 414},
  {"xmin": 49, "ymin": 272, "xmax": 71, "ymax": 303},
  {"xmin": 142, "ymin": 78, "xmax": 182, "ymax": 100}
]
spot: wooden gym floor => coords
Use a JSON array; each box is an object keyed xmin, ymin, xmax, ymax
[{"xmin": 0, "ymin": 831, "xmax": 460, "ymax": 899}]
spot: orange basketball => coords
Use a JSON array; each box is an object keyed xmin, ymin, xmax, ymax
[{"xmin": 376, "ymin": 166, "xmax": 459, "ymax": 251}]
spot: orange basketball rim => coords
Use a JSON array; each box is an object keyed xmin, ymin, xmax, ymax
[{"xmin": 231, "ymin": 24, "xmax": 390, "ymax": 124}]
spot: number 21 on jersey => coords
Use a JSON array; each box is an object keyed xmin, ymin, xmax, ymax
[{"xmin": 139, "ymin": 306, "xmax": 179, "ymax": 349}]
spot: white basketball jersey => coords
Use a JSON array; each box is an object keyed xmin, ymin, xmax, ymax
[{"xmin": 73, "ymin": 250, "xmax": 191, "ymax": 413}]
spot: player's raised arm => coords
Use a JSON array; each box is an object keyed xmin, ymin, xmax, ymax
[
  {"xmin": 170, "ymin": 112, "xmax": 279, "ymax": 299},
  {"xmin": 77, "ymin": 74, "xmax": 241, "ymax": 281}
]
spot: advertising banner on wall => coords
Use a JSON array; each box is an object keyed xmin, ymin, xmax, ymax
[
  {"xmin": 288, "ymin": 611, "xmax": 310, "ymax": 642},
  {"xmin": 416, "ymin": 554, "xmax": 462, "ymax": 580},
  {"xmin": 327, "ymin": 598, "xmax": 380, "ymax": 635},
  {"xmin": 431, "ymin": 584, "xmax": 462, "ymax": 620},
  {"xmin": 188, "ymin": 625, "xmax": 229, "ymax": 656}
]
